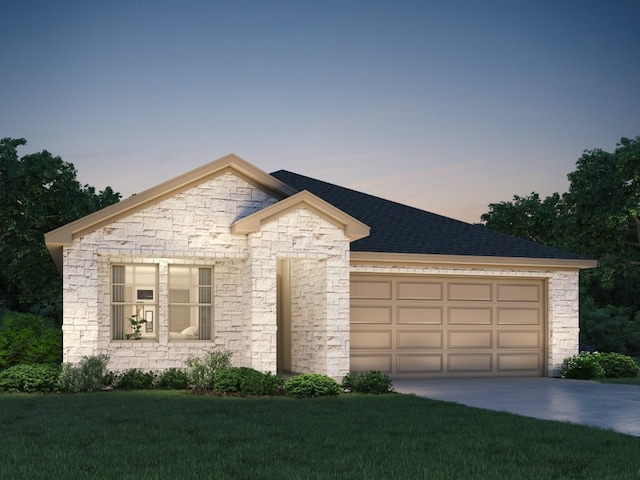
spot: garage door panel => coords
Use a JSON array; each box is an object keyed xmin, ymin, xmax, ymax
[
  {"xmin": 397, "ymin": 281, "xmax": 443, "ymax": 300},
  {"xmin": 351, "ymin": 306, "xmax": 392, "ymax": 324},
  {"xmin": 397, "ymin": 354, "xmax": 443, "ymax": 373},
  {"xmin": 448, "ymin": 353, "xmax": 493, "ymax": 372},
  {"xmin": 350, "ymin": 275, "xmax": 545, "ymax": 377},
  {"xmin": 497, "ymin": 284, "xmax": 540, "ymax": 302},
  {"xmin": 448, "ymin": 283, "xmax": 492, "ymax": 301},
  {"xmin": 448, "ymin": 330, "xmax": 492, "ymax": 348},
  {"xmin": 351, "ymin": 281, "xmax": 392, "ymax": 300},
  {"xmin": 351, "ymin": 330, "xmax": 392, "ymax": 349},
  {"xmin": 497, "ymin": 353, "xmax": 542, "ymax": 372},
  {"xmin": 397, "ymin": 330, "xmax": 443, "ymax": 349},
  {"xmin": 497, "ymin": 330, "xmax": 540, "ymax": 348},
  {"xmin": 397, "ymin": 306, "xmax": 443, "ymax": 324},
  {"xmin": 497, "ymin": 308, "xmax": 540, "ymax": 325},
  {"xmin": 351, "ymin": 355, "xmax": 392, "ymax": 373},
  {"xmin": 448, "ymin": 307, "xmax": 492, "ymax": 325}
]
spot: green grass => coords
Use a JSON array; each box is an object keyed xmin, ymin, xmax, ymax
[
  {"xmin": 599, "ymin": 376, "xmax": 640, "ymax": 385},
  {"xmin": 0, "ymin": 392, "xmax": 638, "ymax": 480}
]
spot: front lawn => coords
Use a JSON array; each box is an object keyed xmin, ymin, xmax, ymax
[{"xmin": 0, "ymin": 392, "xmax": 638, "ymax": 479}]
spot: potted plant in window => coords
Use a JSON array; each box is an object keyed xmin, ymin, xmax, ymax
[{"xmin": 125, "ymin": 315, "xmax": 148, "ymax": 340}]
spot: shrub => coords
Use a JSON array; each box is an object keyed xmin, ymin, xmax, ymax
[
  {"xmin": 155, "ymin": 368, "xmax": 189, "ymax": 389},
  {"xmin": 598, "ymin": 352, "xmax": 640, "ymax": 378},
  {"xmin": 114, "ymin": 369, "xmax": 156, "ymax": 389},
  {"xmin": 0, "ymin": 311, "xmax": 62, "ymax": 369},
  {"xmin": 185, "ymin": 350, "xmax": 233, "ymax": 390},
  {"xmin": 341, "ymin": 370, "xmax": 393, "ymax": 394},
  {"xmin": 560, "ymin": 352, "xmax": 605, "ymax": 380},
  {"xmin": 58, "ymin": 355, "xmax": 113, "ymax": 392},
  {"xmin": 215, "ymin": 367, "xmax": 284, "ymax": 396},
  {"xmin": 0, "ymin": 364, "xmax": 61, "ymax": 393},
  {"xmin": 579, "ymin": 300, "xmax": 640, "ymax": 355},
  {"xmin": 284, "ymin": 373, "xmax": 341, "ymax": 397}
]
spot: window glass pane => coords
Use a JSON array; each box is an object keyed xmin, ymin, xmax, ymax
[
  {"xmin": 112, "ymin": 265, "xmax": 125, "ymax": 284},
  {"xmin": 169, "ymin": 305, "xmax": 191, "ymax": 332},
  {"xmin": 170, "ymin": 266, "xmax": 190, "ymax": 286},
  {"xmin": 134, "ymin": 265, "xmax": 157, "ymax": 285},
  {"xmin": 111, "ymin": 264, "xmax": 157, "ymax": 341},
  {"xmin": 112, "ymin": 284, "xmax": 125, "ymax": 303},
  {"xmin": 112, "ymin": 305, "xmax": 126, "ymax": 340},
  {"xmin": 199, "ymin": 286, "xmax": 211, "ymax": 304},
  {"xmin": 199, "ymin": 306, "xmax": 212, "ymax": 340},
  {"xmin": 199, "ymin": 268, "xmax": 211, "ymax": 286},
  {"xmin": 169, "ymin": 288, "xmax": 190, "ymax": 303},
  {"xmin": 168, "ymin": 266, "xmax": 212, "ymax": 340}
]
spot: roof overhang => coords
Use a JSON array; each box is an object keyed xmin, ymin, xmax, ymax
[
  {"xmin": 231, "ymin": 190, "xmax": 370, "ymax": 242},
  {"xmin": 45, "ymin": 153, "xmax": 298, "ymax": 272},
  {"xmin": 350, "ymin": 251, "xmax": 598, "ymax": 270}
]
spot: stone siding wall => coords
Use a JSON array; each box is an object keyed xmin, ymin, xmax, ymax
[
  {"xmin": 62, "ymin": 172, "xmax": 278, "ymax": 370},
  {"xmin": 63, "ymin": 172, "xmax": 351, "ymax": 379},
  {"xmin": 245, "ymin": 207, "xmax": 351, "ymax": 379}
]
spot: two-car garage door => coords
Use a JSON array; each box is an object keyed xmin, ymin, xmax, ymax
[{"xmin": 350, "ymin": 275, "xmax": 545, "ymax": 377}]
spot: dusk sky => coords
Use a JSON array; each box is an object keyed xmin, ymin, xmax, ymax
[{"xmin": 2, "ymin": 1, "xmax": 639, "ymax": 223}]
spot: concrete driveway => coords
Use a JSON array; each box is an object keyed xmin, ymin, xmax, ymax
[{"xmin": 392, "ymin": 377, "xmax": 640, "ymax": 437}]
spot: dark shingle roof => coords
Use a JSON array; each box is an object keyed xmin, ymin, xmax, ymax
[{"xmin": 271, "ymin": 170, "xmax": 588, "ymax": 261}]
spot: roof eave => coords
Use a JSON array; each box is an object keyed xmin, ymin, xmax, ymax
[
  {"xmin": 350, "ymin": 251, "xmax": 598, "ymax": 270},
  {"xmin": 231, "ymin": 190, "xmax": 371, "ymax": 242},
  {"xmin": 44, "ymin": 153, "xmax": 298, "ymax": 266}
]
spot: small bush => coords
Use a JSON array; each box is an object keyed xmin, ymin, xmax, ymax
[
  {"xmin": 185, "ymin": 350, "xmax": 233, "ymax": 390},
  {"xmin": 114, "ymin": 369, "xmax": 156, "ymax": 389},
  {"xmin": 155, "ymin": 368, "xmax": 189, "ymax": 389},
  {"xmin": 58, "ymin": 355, "xmax": 113, "ymax": 392},
  {"xmin": 0, "ymin": 311, "xmax": 62, "ymax": 369},
  {"xmin": 215, "ymin": 367, "xmax": 284, "ymax": 396},
  {"xmin": 285, "ymin": 373, "xmax": 341, "ymax": 397},
  {"xmin": 341, "ymin": 370, "xmax": 393, "ymax": 394},
  {"xmin": 598, "ymin": 352, "xmax": 640, "ymax": 378},
  {"xmin": 0, "ymin": 364, "xmax": 61, "ymax": 393},
  {"xmin": 560, "ymin": 352, "xmax": 605, "ymax": 380}
]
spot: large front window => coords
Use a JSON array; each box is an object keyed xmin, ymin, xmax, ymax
[
  {"xmin": 111, "ymin": 264, "xmax": 158, "ymax": 340},
  {"xmin": 110, "ymin": 263, "xmax": 212, "ymax": 341},
  {"xmin": 168, "ymin": 266, "xmax": 212, "ymax": 341}
]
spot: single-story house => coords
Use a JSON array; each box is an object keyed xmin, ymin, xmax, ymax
[{"xmin": 45, "ymin": 154, "xmax": 596, "ymax": 379}]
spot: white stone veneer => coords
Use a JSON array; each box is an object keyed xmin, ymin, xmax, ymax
[
  {"xmin": 61, "ymin": 169, "xmax": 579, "ymax": 379},
  {"xmin": 62, "ymin": 172, "xmax": 351, "ymax": 379}
]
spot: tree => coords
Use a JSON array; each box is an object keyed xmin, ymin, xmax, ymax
[
  {"xmin": 564, "ymin": 136, "xmax": 640, "ymax": 264},
  {"xmin": 480, "ymin": 192, "xmax": 568, "ymax": 248},
  {"xmin": 480, "ymin": 136, "xmax": 640, "ymax": 346},
  {"xmin": 0, "ymin": 138, "xmax": 121, "ymax": 319}
]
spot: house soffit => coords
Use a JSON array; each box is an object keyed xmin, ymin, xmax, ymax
[
  {"xmin": 231, "ymin": 190, "xmax": 371, "ymax": 242},
  {"xmin": 349, "ymin": 251, "xmax": 598, "ymax": 270}
]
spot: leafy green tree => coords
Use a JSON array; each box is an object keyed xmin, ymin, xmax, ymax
[
  {"xmin": 0, "ymin": 138, "xmax": 121, "ymax": 319},
  {"xmin": 480, "ymin": 136, "xmax": 640, "ymax": 352},
  {"xmin": 564, "ymin": 136, "xmax": 640, "ymax": 264},
  {"xmin": 481, "ymin": 192, "xmax": 568, "ymax": 248}
]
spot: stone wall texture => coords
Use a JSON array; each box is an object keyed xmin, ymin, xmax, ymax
[
  {"xmin": 62, "ymin": 169, "xmax": 580, "ymax": 379},
  {"xmin": 62, "ymin": 172, "xmax": 351, "ymax": 379}
]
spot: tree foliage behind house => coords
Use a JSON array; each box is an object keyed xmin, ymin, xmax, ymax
[
  {"xmin": 0, "ymin": 138, "xmax": 121, "ymax": 321},
  {"xmin": 481, "ymin": 136, "xmax": 640, "ymax": 353}
]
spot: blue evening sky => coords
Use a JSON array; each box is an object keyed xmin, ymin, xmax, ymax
[{"xmin": 2, "ymin": 1, "xmax": 639, "ymax": 222}]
